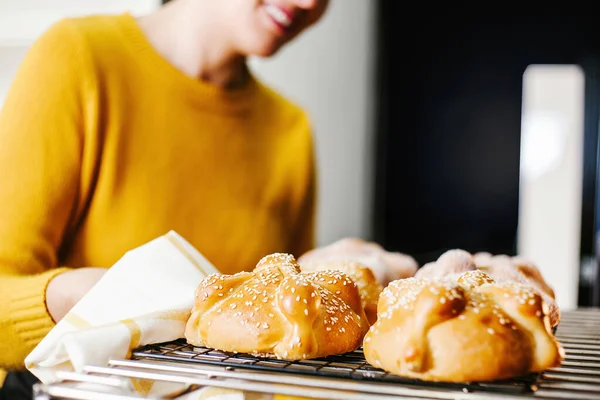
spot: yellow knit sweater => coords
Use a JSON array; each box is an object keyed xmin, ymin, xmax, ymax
[{"xmin": 0, "ymin": 14, "xmax": 315, "ymax": 374}]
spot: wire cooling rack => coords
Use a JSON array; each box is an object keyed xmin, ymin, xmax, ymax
[
  {"xmin": 131, "ymin": 339, "xmax": 540, "ymax": 395},
  {"xmin": 34, "ymin": 309, "xmax": 600, "ymax": 399}
]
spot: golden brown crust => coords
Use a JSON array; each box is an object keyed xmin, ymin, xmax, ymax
[
  {"xmin": 415, "ymin": 249, "xmax": 560, "ymax": 327},
  {"xmin": 184, "ymin": 253, "xmax": 370, "ymax": 360},
  {"xmin": 297, "ymin": 238, "xmax": 418, "ymax": 286},
  {"xmin": 299, "ymin": 260, "xmax": 383, "ymax": 325},
  {"xmin": 363, "ymin": 269, "xmax": 564, "ymax": 382}
]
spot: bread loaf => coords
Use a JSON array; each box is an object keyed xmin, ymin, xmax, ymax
[
  {"xmin": 298, "ymin": 238, "xmax": 418, "ymax": 286},
  {"xmin": 363, "ymin": 268, "xmax": 564, "ymax": 382},
  {"xmin": 416, "ymin": 249, "xmax": 560, "ymax": 327},
  {"xmin": 185, "ymin": 253, "xmax": 370, "ymax": 360},
  {"xmin": 299, "ymin": 260, "xmax": 383, "ymax": 325}
]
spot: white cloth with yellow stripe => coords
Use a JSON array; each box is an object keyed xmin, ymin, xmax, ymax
[{"xmin": 25, "ymin": 230, "xmax": 220, "ymax": 385}]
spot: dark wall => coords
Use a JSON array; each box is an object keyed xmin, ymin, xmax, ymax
[{"xmin": 372, "ymin": 10, "xmax": 600, "ymax": 301}]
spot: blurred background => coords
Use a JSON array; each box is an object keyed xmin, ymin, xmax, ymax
[{"xmin": 1, "ymin": 2, "xmax": 599, "ymax": 312}]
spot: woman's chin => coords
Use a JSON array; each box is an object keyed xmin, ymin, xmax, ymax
[
  {"xmin": 239, "ymin": 35, "xmax": 287, "ymax": 58},
  {"xmin": 252, "ymin": 46, "xmax": 281, "ymax": 58},
  {"xmin": 253, "ymin": 38, "xmax": 288, "ymax": 57}
]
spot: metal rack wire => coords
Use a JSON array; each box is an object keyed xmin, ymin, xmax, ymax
[
  {"xmin": 131, "ymin": 340, "xmax": 540, "ymax": 395},
  {"xmin": 34, "ymin": 308, "xmax": 600, "ymax": 399}
]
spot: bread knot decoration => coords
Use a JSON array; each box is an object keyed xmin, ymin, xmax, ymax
[
  {"xmin": 363, "ymin": 268, "xmax": 564, "ymax": 382},
  {"xmin": 185, "ymin": 253, "xmax": 370, "ymax": 360},
  {"xmin": 297, "ymin": 238, "xmax": 418, "ymax": 286},
  {"xmin": 299, "ymin": 260, "xmax": 383, "ymax": 325},
  {"xmin": 417, "ymin": 249, "xmax": 560, "ymax": 327}
]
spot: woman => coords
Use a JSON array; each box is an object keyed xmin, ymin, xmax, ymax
[{"xmin": 0, "ymin": 0, "xmax": 329, "ymax": 395}]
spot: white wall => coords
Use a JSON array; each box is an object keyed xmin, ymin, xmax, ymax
[
  {"xmin": 250, "ymin": 0, "xmax": 377, "ymax": 246},
  {"xmin": 0, "ymin": 0, "xmax": 160, "ymax": 45},
  {"xmin": 0, "ymin": 0, "xmax": 377, "ymax": 247},
  {"xmin": 518, "ymin": 65, "xmax": 585, "ymax": 311},
  {"xmin": 0, "ymin": 0, "xmax": 161, "ymax": 106},
  {"xmin": 0, "ymin": 46, "xmax": 29, "ymax": 107}
]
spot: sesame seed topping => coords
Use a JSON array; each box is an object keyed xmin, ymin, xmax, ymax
[{"xmin": 192, "ymin": 252, "xmax": 373, "ymax": 360}]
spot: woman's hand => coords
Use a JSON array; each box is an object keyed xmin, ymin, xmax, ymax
[{"xmin": 46, "ymin": 267, "xmax": 107, "ymax": 322}]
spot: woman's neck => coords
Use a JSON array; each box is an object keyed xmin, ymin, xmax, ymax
[{"xmin": 137, "ymin": 0, "xmax": 249, "ymax": 89}]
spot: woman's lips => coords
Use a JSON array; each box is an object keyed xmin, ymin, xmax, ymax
[{"xmin": 263, "ymin": 3, "xmax": 293, "ymax": 32}]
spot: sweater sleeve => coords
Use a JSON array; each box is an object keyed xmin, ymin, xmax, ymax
[{"xmin": 0, "ymin": 19, "xmax": 89, "ymax": 370}]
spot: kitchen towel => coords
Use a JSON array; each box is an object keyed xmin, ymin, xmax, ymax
[{"xmin": 25, "ymin": 230, "xmax": 220, "ymax": 384}]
